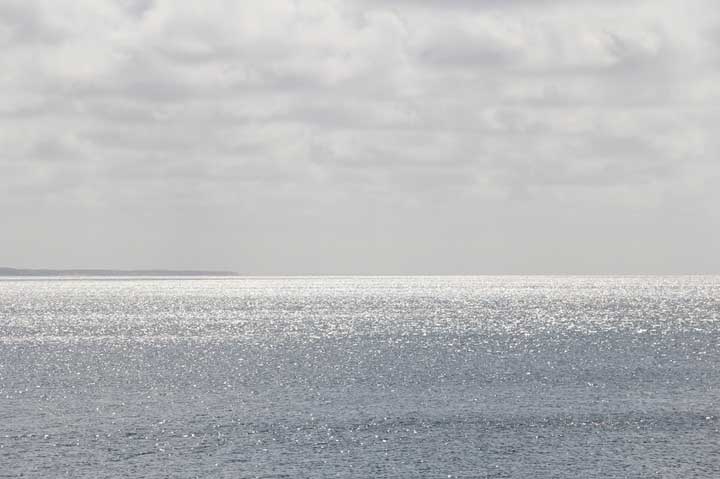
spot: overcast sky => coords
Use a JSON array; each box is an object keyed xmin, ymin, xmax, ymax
[{"xmin": 2, "ymin": 0, "xmax": 719, "ymax": 274}]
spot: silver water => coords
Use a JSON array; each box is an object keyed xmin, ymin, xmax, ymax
[{"xmin": 1, "ymin": 276, "xmax": 719, "ymax": 477}]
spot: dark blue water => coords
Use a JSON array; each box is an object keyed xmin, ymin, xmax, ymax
[{"xmin": 1, "ymin": 276, "xmax": 719, "ymax": 477}]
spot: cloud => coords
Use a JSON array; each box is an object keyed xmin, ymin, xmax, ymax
[{"xmin": 1, "ymin": 0, "xmax": 719, "ymax": 272}]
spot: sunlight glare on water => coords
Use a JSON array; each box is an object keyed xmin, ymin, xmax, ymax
[{"xmin": 1, "ymin": 276, "xmax": 719, "ymax": 477}]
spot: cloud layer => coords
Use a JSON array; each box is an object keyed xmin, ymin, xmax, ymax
[{"xmin": 2, "ymin": 0, "xmax": 719, "ymax": 273}]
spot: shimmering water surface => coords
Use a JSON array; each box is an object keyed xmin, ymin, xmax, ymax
[{"xmin": 1, "ymin": 276, "xmax": 719, "ymax": 478}]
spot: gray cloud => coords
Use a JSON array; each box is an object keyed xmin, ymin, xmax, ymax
[
  {"xmin": 1, "ymin": 0, "xmax": 719, "ymax": 273},
  {"xmin": 0, "ymin": 1, "xmax": 67, "ymax": 45}
]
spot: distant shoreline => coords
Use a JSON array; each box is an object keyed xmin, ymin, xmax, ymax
[{"xmin": 0, "ymin": 267, "xmax": 237, "ymax": 277}]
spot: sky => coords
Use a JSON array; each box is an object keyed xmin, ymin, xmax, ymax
[{"xmin": 2, "ymin": 0, "xmax": 719, "ymax": 274}]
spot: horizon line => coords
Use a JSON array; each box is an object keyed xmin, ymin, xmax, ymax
[{"xmin": 1, "ymin": 268, "xmax": 718, "ymax": 278}]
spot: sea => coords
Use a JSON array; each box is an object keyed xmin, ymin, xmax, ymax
[{"xmin": 1, "ymin": 276, "xmax": 718, "ymax": 478}]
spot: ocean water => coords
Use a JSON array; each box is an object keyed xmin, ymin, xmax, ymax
[{"xmin": 0, "ymin": 276, "xmax": 718, "ymax": 478}]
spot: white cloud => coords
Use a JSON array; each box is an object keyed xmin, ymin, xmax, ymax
[{"xmin": 1, "ymin": 0, "xmax": 719, "ymax": 272}]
